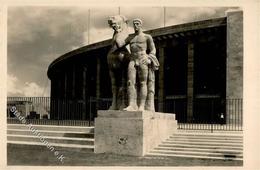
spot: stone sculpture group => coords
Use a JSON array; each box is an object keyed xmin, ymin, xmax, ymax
[{"xmin": 107, "ymin": 15, "xmax": 159, "ymax": 111}]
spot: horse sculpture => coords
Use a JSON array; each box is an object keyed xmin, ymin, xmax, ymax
[{"xmin": 107, "ymin": 15, "xmax": 130, "ymax": 110}]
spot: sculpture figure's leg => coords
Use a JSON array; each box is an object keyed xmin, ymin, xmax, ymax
[
  {"xmin": 124, "ymin": 61, "xmax": 138, "ymax": 111},
  {"xmin": 118, "ymin": 68, "xmax": 127, "ymax": 110},
  {"xmin": 145, "ymin": 68, "xmax": 155, "ymax": 111},
  {"xmin": 109, "ymin": 70, "xmax": 118, "ymax": 110},
  {"xmin": 138, "ymin": 63, "xmax": 148, "ymax": 111}
]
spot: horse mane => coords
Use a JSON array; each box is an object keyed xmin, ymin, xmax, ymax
[{"xmin": 108, "ymin": 15, "xmax": 129, "ymax": 37}]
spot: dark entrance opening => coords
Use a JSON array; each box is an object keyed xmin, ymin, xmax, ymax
[
  {"xmin": 163, "ymin": 28, "xmax": 227, "ymax": 124},
  {"xmin": 164, "ymin": 39, "xmax": 188, "ymax": 122},
  {"xmin": 193, "ymin": 27, "xmax": 226, "ymax": 123}
]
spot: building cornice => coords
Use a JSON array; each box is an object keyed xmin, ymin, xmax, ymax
[{"xmin": 47, "ymin": 17, "xmax": 226, "ymax": 78}]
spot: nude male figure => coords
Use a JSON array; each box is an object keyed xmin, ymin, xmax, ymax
[{"xmin": 124, "ymin": 19, "xmax": 159, "ymax": 111}]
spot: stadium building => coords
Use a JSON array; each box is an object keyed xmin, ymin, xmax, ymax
[{"xmin": 47, "ymin": 10, "xmax": 243, "ymax": 127}]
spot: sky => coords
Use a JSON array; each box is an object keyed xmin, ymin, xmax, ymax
[{"xmin": 7, "ymin": 6, "xmax": 239, "ymax": 97}]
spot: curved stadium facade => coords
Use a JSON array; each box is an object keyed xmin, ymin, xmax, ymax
[{"xmin": 47, "ymin": 11, "xmax": 243, "ymax": 126}]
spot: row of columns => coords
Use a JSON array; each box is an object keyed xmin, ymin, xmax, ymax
[
  {"xmin": 157, "ymin": 40, "xmax": 194, "ymax": 122},
  {"xmin": 63, "ymin": 65, "xmax": 78, "ymax": 100},
  {"xmin": 62, "ymin": 57, "xmax": 101, "ymax": 118}
]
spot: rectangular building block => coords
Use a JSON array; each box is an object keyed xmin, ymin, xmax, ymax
[{"xmin": 94, "ymin": 110, "xmax": 177, "ymax": 156}]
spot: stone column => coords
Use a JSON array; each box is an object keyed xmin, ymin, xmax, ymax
[
  {"xmin": 226, "ymin": 10, "xmax": 243, "ymax": 125},
  {"xmin": 50, "ymin": 78, "xmax": 55, "ymax": 98},
  {"xmin": 187, "ymin": 39, "xmax": 194, "ymax": 122},
  {"xmin": 96, "ymin": 57, "xmax": 101, "ymax": 110},
  {"xmin": 64, "ymin": 72, "xmax": 67, "ymax": 99},
  {"xmin": 158, "ymin": 47, "xmax": 165, "ymax": 112},
  {"xmin": 82, "ymin": 66, "xmax": 87, "ymax": 120},
  {"xmin": 50, "ymin": 79, "xmax": 55, "ymax": 119},
  {"xmin": 72, "ymin": 64, "xmax": 76, "ymax": 99}
]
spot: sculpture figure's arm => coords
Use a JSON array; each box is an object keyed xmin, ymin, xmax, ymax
[
  {"xmin": 110, "ymin": 36, "xmax": 128, "ymax": 53},
  {"xmin": 115, "ymin": 34, "xmax": 132, "ymax": 49},
  {"xmin": 146, "ymin": 34, "xmax": 159, "ymax": 70},
  {"xmin": 146, "ymin": 35, "xmax": 156, "ymax": 56}
]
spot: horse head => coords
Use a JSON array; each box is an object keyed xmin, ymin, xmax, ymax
[{"xmin": 108, "ymin": 15, "xmax": 128, "ymax": 34}]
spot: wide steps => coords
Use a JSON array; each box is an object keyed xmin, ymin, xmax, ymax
[
  {"xmin": 8, "ymin": 142, "xmax": 94, "ymax": 152},
  {"xmin": 162, "ymin": 140, "xmax": 242, "ymax": 146},
  {"xmin": 159, "ymin": 143, "xmax": 243, "ymax": 150},
  {"xmin": 146, "ymin": 153, "xmax": 242, "ymax": 161},
  {"xmin": 170, "ymin": 134, "xmax": 243, "ymax": 140},
  {"xmin": 146, "ymin": 131, "xmax": 243, "ymax": 161},
  {"xmin": 7, "ymin": 124, "xmax": 94, "ymax": 133},
  {"xmin": 7, "ymin": 135, "xmax": 94, "ymax": 145},
  {"xmin": 7, "ymin": 129, "xmax": 94, "ymax": 138},
  {"xmin": 154, "ymin": 146, "xmax": 242, "ymax": 153},
  {"xmin": 7, "ymin": 124, "xmax": 95, "ymax": 151},
  {"xmin": 151, "ymin": 148, "xmax": 243, "ymax": 157}
]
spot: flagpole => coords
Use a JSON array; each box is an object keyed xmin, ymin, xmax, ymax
[
  {"xmin": 164, "ymin": 7, "xmax": 166, "ymax": 27},
  {"xmin": 88, "ymin": 9, "xmax": 90, "ymax": 44}
]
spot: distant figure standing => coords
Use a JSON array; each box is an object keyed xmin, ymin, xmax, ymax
[
  {"xmin": 124, "ymin": 19, "xmax": 159, "ymax": 111},
  {"xmin": 220, "ymin": 112, "xmax": 225, "ymax": 125}
]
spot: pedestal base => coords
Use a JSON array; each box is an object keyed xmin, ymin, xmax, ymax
[{"xmin": 94, "ymin": 110, "xmax": 177, "ymax": 156}]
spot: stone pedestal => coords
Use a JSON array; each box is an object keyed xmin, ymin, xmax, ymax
[{"xmin": 94, "ymin": 110, "xmax": 177, "ymax": 156}]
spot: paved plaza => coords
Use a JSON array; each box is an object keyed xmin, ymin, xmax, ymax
[{"xmin": 7, "ymin": 144, "xmax": 242, "ymax": 166}]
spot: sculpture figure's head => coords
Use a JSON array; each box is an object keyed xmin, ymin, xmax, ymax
[
  {"xmin": 108, "ymin": 15, "xmax": 128, "ymax": 33},
  {"xmin": 133, "ymin": 18, "xmax": 143, "ymax": 33}
]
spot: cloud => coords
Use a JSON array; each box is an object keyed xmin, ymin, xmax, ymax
[
  {"xmin": 120, "ymin": 7, "xmax": 164, "ymax": 30},
  {"xmin": 23, "ymin": 82, "xmax": 47, "ymax": 97},
  {"xmin": 87, "ymin": 27, "xmax": 112, "ymax": 44},
  {"xmin": 7, "ymin": 74, "xmax": 23, "ymax": 96},
  {"xmin": 8, "ymin": 7, "xmax": 90, "ymax": 89},
  {"xmin": 7, "ymin": 74, "xmax": 50, "ymax": 97},
  {"xmin": 8, "ymin": 7, "xmax": 85, "ymax": 45}
]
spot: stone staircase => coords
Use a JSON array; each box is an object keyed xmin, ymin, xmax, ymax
[
  {"xmin": 146, "ymin": 130, "xmax": 243, "ymax": 161},
  {"xmin": 7, "ymin": 124, "xmax": 94, "ymax": 152},
  {"xmin": 8, "ymin": 124, "xmax": 243, "ymax": 161}
]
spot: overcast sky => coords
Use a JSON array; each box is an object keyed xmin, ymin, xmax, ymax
[{"xmin": 7, "ymin": 6, "xmax": 239, "ymax": 97}]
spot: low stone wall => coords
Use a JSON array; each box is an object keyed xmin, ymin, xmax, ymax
[{"xmin": 94, "ymin": 110, "xmax": 177, "ymax": 156}]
